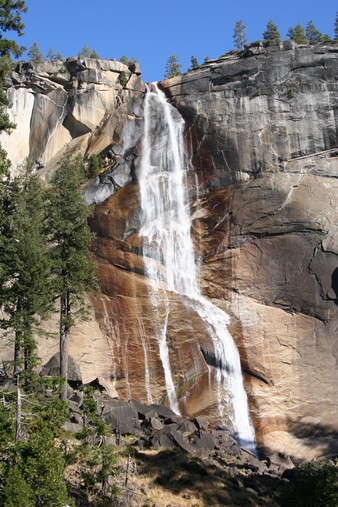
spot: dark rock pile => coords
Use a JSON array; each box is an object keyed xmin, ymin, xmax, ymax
[{"xmin": 64, "ymin": 390, "xmax": 294, "ymax": 479}]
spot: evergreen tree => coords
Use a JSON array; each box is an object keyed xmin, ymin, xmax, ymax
[
  {"xmin": 0, "ymin": 166, "xmax": 53, "ymax": 374},
  {"xmin": 164, "ymin": 53, "xmax": 182, "ymax": 79},
  {"xmin": 233, "ymin": 20, "xmax": 248, "ymax": 50},
  {"xmin": 119, "ymin": 55, "xmax": 130, "ymax": 66},
  {"xmin": 189, "ymin": 55, "xmax": 199, "ymax": 70},
  {"xmin": 87, "ymin": 153, "xmax": 102, "ymax": 178},
  {"xmin": 0, "ymin": 0, "xmax": 27, "ymax": 58},
  {"xmin": 0, "ymin": 0, "xmax": 27, "ymax": 180},
  {"xmin": 78, "ymin": 44, "xmax": 99, "ymax": 58},
  {"xmin": 287, "ymin": 23, "xmax": 308, "ymax": 44},
  {"xmin": 0, "ymin": 377, "xmax": 70, "ymax": 506},
  {"xmin": 47, "ymin": 153, "xmax": 96, "ymax": 400},
  {"xmin": 27, "ymin": 41, "xmax": 44, "ymax": 63},
  {"xmin": 322, "ymin": 33, "xmax": 332, "ymax": 43},
  {"xmin": 263, "ymin": 19, "xmax": 281, "ymax": 43},
  {"xmin": 46, "ymin": 48, "xmax": 62, "ymax": 62},
  {"xmin": 305, "ymin": 21, "xmax": 323, "ymax": 44}
]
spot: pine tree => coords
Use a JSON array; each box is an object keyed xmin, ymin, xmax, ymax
[
  {"xmin": 0, "ymin": 0, "xmax": 27, "ymax": 59},
  {"xmin": 47, "ymin": 153, "xmax": 96, "ymax": 400},
  {"xmin": 305, "ymin": 21, "xmax": 323, "ymax": 44},
  {"xmin": 78, "ymin": 44, "xmax": 99, "ymax": 58},
  {"xmin": 0, "ymin": 379, "xmax": 70, "ymax": 506},
  {"xmin": 287, "ymin": 23, "xmax": 308, "ymax": 44},
  {"xmin": 189, "ymin": 55, "xmax": 199, "ymax": 70},
  {"xmin": 46, "ymin": 48, "xmax": 61, "ymax": 62},
  {"xmin": 263, "ymin": 19, "xmax": 281, "ymax": 43},
  {"xmin": 87, "ymin": 154, "xmax": 102, "ymax": 178},
  {"xmin": 0, "ymin": 166, "xmax": 53, "ymax": 374},
  {"xmin": 164, "ymin": 53, "xmax": 182, "ymax": 79},
  {"xmin": 0, "ymin": 1, "xmax": 27, "ymax": 180},
  {"xmin": 27, "ymin": 41, "xmax": 44, "ymax": 63},
  {"xmin": 233, "ymin": 20, "xmax": 248, "ymax": 50}
]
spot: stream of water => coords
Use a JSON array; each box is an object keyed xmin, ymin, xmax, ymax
[{"xmin": 139, "ymin": 83, "xmax": 256, "ymax": 451}]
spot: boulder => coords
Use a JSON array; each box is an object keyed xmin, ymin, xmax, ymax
[
  {"xmin": 102, "ymin": 401, "xmax": 141, "ymax": 435},
  {"xmin": 40, "ymin": 353, "xmax": 82, "ymax": 382}
]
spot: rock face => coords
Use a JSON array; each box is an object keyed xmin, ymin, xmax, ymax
[
  {"xmin": 1, "ymin": 43, "xmax": 338, "ymax": 461},
  {"xmin": 160, "ymin": 43, "xmax": 338, "ymax": 459},
  {"xmin": 0, "ymin": 57, "xmax": 145, "ymax": 197}
]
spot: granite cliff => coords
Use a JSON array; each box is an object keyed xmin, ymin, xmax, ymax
[{"xmin": 1, "ymin": 42, "xmax": 338, "ymax": 460}]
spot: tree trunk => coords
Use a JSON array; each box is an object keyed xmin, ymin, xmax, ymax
[
  {"xmin": 16, "ymin": 379, "xmax": 22, "ymax": 441},
  {"xmin": 60, "ymin": 291, "xmax": 70, "ymax": 400},
  {"xmin": 13, "ymin": 330, "xmax": 22, "ymax": 376}
]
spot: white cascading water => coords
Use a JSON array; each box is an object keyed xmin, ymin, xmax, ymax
[{"xmin": 139, "ymin": 83, "xmax": 256, "ymax": 451}]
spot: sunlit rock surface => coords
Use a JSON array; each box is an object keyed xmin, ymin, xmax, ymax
[
  {"xmin": 0, "ymin": 58, "xmax": 145, "ymax": 186},
  {"xmin": 159, "ymin": 43, "xmax": 338, "ymax": 459},
  {"xmin": 1, "ymin": 44, "xmax": 338, "ymax": 460}
]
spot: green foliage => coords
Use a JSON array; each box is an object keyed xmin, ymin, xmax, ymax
[
  {"xmin": 119, "ymin": 70, "xmax": 128, "ymax": 87},
  {"xmin": 76, "ymin": 386, "xmax": 111, "ymax": 441},
  {"xmin": 0, "ymin": 166, "xmax": 53, "ymax": 374},
  {"xmin": 278, "ymin": 462, "xmax": 338, "ymax": 507},
  {"xmin": 263, "ymin": 19, "xmax": 281, "ymax": 43},
  {"xmin": 0, "ymin": 379, "xmax": 71, "ymax": 507},
  {"xmin": 27, "ymin": 41, "xmax": 44, "ymax": 64},
  {"xmin": 233, "ymin": 20, "xmax": 248, "ymax": 50},
  {"xmin": 164, "ymin": 53, "xmax": 182, "ymax": 79},
  {"xmin": 0, "ymin": 1, "xmax": 27, "ymax": 179},
  {"xmin": 69, "ymin": 441, "xmax": 119, "ymax": 501},
  {"xmin": 47, "ymin": 153, "xmax": 96, "ymax": 397},
  {"xmin": 287, "ymin": 23, "xmax": 308, "ymax": 44},
  {"xmin": 78, "ymin": 44, "xmax": 99, "ymax": 58},
  {"xmin": 305, "ymin": 21, "xmax": 323, "ymax": 44},
  {"xmin": 46, "ymin": 48, "xmax": 62, "ymax": 62},
  {"xmin": 189, "ymin": 56, "xmax": 199, "ymax": 71},
  {"xmin": 23, "ymin": 375, "xmax": 69, "ymax": 435},
  {"xmin": 48, "ymin": 153, "xmax": 96, "ymax": 322},
  {"xmin": 9, "ymin": 428, "xmax": 69, "ymax": 506},
  {"xmin": 322, "ymin": 33, "xmax": 332, "ymax": 43},
  {"xmin": 2, "ymin": 466, "xmax": 35, "ymax": 507},
  {"xmin": 88, "ymin": 153, "xmax": 102, "ymax": 178},
  {"xmin": 119, "ymin": 55, "xmax": 137, "ymax": 67},
  {"xmin": 0, "ymin": 0, "xmax": 27, "ymax": 59}
]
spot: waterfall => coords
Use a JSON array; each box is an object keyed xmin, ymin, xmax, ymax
[{"xmin": 139, "ymin": 83, "xmax": 256, "ymax": 451}]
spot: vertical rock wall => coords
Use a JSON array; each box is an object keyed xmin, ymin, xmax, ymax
[{"xmin": 1, "ymin": 44, "xmax": 338, "ymax": 460}]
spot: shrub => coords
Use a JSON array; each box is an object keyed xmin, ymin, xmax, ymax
[
  {"xmin": 278, "ymin": 462, "xmax": 338, "ymax": 507},
  {"xmin": 119, "ymin": 70, "xmax": 128, "ymax": 87}
]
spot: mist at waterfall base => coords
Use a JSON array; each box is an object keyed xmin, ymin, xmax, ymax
[{"xmin": 138, "ymin": 84, "xmax": 256, "ymax": 453}]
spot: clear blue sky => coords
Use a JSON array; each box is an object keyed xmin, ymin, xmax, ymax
[{"xmin": 14, "ymin": 0, "xmax": 338, "ymax": 83}]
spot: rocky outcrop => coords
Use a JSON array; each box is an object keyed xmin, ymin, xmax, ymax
[
  {"xmin": 0, "ymin": 57, "xmax": 145, "ymax": 194},
  {"xmin": 1, "ymin": 43, "xmax": 338, "ymax": 461}
]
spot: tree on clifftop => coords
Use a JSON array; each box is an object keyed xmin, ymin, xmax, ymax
[
  {"xmin": 47, "ymin": 153, "xmax": 96, "ymax": 400},
  {"xmin": 27, "ymin": 41, "xmax": 44, "ymax": 63},
  {"xmin": 78, "ymin": 44, "xmax": 99, "ymax": 58},
  {"xmin": 305, "ymin": 21, "xmax": 323, "ymax": 44},
  {"xmin": 233, "ymin": 20, "xmax": 248, "ymax": 50},
  {"xmin": 164, "ymin": 53, "xmax": 182, "ymax": 79},
  {"xmin": 287, "ymin": 23, "xmax": 308, "ymax": 44},
  {"xmin": 263, "ymin": 19, "xmax": 281, "ymax": 43}
]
